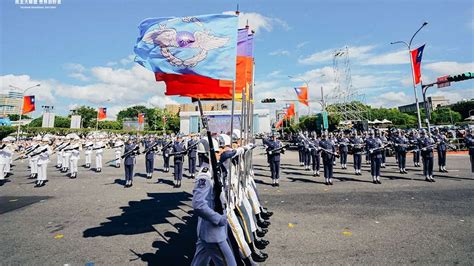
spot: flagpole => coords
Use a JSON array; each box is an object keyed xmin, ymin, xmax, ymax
[
  {"xmin": 96, "ymin": 109, "xmax": 99, "ymax": 131},
  {"xmin": 390, "ymin": 22, "xmax": 428, "ymax": 130}
]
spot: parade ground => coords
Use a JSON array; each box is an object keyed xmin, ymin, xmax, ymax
[{"xmin": 1, "ymin": 150, "xmax": 473, "ymax": 265}]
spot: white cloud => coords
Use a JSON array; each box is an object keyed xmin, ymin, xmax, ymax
[
  {"xmin": 223, "ymin": 11, "xmax": 289, "ymax": 33},
  {"xmin": 119, "ymin": 55, "xmax": 135, "ymax": 65},
  {"xmin": 430, "ymin": 88, "xmax": 474, "ymax": 103},
  {"xmin": 64, "ymin": 63, "xmax": 86, "ymax": 72},
  {"xmin": 368, "ymin": 91, "xmax": 411, "ymax": 108},
  {"xmin": 299, "ymin": 45, "xmax": 375, "ymax": 65},
  {"xmin": 424, "ymin": 61, "xmax": 474, "ymax": 76},
  {"xmin": 0, "ymin": 74, "xmax": 55, "ymax": 103},
  {"xmin": 269, "ymin": 49, "xmax": 290, "ymax": 56},
  {"xmin": 296, "ymin": 41, "xmax": 309, "ymax": 49},
  {"xmin": 363, "ymin": 50, "xmax": 408, "ymax": 65},
  {"xmin": 68, "ymin": 72, "xmax": 90, "ymax": 82}
]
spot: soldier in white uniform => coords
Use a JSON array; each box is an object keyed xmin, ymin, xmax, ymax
[
  {"xmin": 27, "ymin": 137, "xmax": 41, "ymax": 179},
  {"xmin": 35, "ymin": 137, "xmax": 52, "ymax": 187},
  {"xmin": 93, "ymin": 137, "xmax": 105, "ymax": 172},
  {"xmin": 84, "ymin": 136, "xmax": 93, "ymax": 168},
  {"xmin": 113, "ymin": 138, "xmax": 124, "ymax": 168},
  {"xmin": 55, "ymin": 137, "xmax": 64, "ymax": 169},
  {"xmin": 0, "ymin": 139, "xmax": 13, "ymax": 186},
  {"xmin": 61, "ymin": 137, "xmax": 72, "ymax": 173},
  {"xmin": 68, "ymin": 137, "xmax": 81, "ymax": 178}
]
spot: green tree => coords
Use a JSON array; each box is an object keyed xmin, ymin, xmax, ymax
[
  {"xmin": 54, "ymin": 116, "xmax": 71, "ymax": 128},
  {"xmin": 8, "ymin": 114, "xmax": 31, "ymax": 121},
  {"xmin": 28, "ymin": 116, "xmax": 43, "ymax": 127},
  {"xmin": 72, "ymin": 106, "xmax": 97, "ymax": 128},
  {"xmin": 430, "ymin": 108, "xmax": 462, "ymax": 125},
  {"xmin": 98, "ymin": 120, "xmax": 122, "ymax": 130},
  {"xmin": 450, "ymin": 100, "xmax": 474, "ymax": 119}
]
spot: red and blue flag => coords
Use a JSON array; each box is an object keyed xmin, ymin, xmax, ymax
[{"xmin": 411, "ymin": 44, "xmax": 425, "ymax": 85}]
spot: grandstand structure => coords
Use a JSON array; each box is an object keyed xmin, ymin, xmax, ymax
[{"xmin": 326, "ymin": 46, "xmax": 369, "ymax": 122}]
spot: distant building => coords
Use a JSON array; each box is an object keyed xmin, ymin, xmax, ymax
[
  {"xmin": 398, "ymin": 96, "xmax": 449, "ymax": 113},
  {"xmin": 165, "ymin": 102, "xmax": 241, "ymax": 115},
  {"xmin": 0, "ymin": 91, "xmax": 23, "ymax": 116},
  {"xmin": 180, "ymin": 109, "xmax": 271, "ymax": 134}
]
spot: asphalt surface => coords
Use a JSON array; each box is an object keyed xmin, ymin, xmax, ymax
[{"xmin": 0, "ymin": 149, "xmax": 473, "ymax": 265}]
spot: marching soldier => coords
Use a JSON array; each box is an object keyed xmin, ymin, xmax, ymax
[
  {"xmin": 365, "ymin": 130, "xmax": 383, "ymax": 184},
  {"xmin": 309, "ymin": 133, "xmax": 320, "ymax": 177},
  {"xmin": 35, "ymin": 137, "xmax": 52, "ymax": 188},
  {"xmin": 338, "ymin": 133, "xmax": 349, "ymax": 169},
  {"xmin": 418, "ymin": 129, "xmax": 436, "ymax": 182},
  {"xmin": 267, "ymin": 133, "xmax": 284, "ymax": 187},
  {"xmin": 465, "ymin": 128, "xmax": 474, "ymax": 173},
  {"xmin": 123, "ymin": 137, "xmax": 139, "ymax": 188},
  {"xmin": 172, "ymin": 134, "xmax": 186, "ymax": 188},
  {"xmin": 433, "ymin": 128, "xmax": 448, "ymax": 172},
  {"xmin": 320, "ymin": 132, "xmax": 336, "ymax": 185},
  {"xmin": 410, "ymin": 130, "xmax": 421, "ymax": 167},
  {"xmin": 297, "ymin": 133, "xmax": 305, "ymax": 166},
  {"xmin": 144, "ymin": 136, "xmax": 157, "ymax": 179},
  {"xmin": 379, "ymin": 131, "xmax": 388, "ymax": 168},
  {"xmin": 68, "ymin": 138, "xmax": 80, "ymax": 179},
  {"xmin": 84, "ymin": 137, "xmax": 93, "ymax": 168},
  {"xmin": 113, "ymin": 137, "xmax": 124, "ymax": 168},
  {"xmin": 162, "ymin": 137, "xmax": 172, "ymax": 172},
  {"xmin": 191, "ymin": 144, "xmax": 236, "ymax": 266},
  {"xmin": 350, "ymin": 131, "xmax": 364, "ymax": 175},
  {"xmin": 393, "ymin": 130, "xmax": 409, "ymax": 174},
  {"xmin": 93, "ymin": 136, "xmax": 105, "ymax": 172},
  {"xmin": 187, "ymin": 135, "xmax": 198, "ymax": 178},
  {"xmin": 61, "ymin": 138, "xmax": 72, "ymax": 173},
  {"xmin": 0, "ymin": 139, "xmax": 13, "ymax": 186}
]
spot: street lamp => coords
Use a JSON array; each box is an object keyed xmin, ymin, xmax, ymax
[
  {"xmin": 391, "ymin": 21, "xmax": 428, "ymax": 130},
  {"xmin": 9, "ymin": 84, "xmax": 41, "ymax": 141}
]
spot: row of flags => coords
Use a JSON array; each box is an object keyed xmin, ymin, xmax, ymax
[{"xmin": 275, "ymin": 103, "xmax": 295, "ymax": 129}]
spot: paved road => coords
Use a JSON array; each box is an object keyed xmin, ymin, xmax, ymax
[{"xmin": 0, "ymin": 149, "xmax": 473, "ymax": 265}]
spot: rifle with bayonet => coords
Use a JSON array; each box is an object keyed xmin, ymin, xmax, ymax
[
  {"xmin": 167, "ymin": 140, "xmax": 200, "ymax": 157},
  {"xmin": 197, "ymin": 99, "xmax": 223, "ymax": 214},
  {"xmin": 104, "ymin": 145, "xmax": 140, "ymax": 165},
  {"xmin": 14, "ymin": 144, "xmax": 40, "ymax": 161}
]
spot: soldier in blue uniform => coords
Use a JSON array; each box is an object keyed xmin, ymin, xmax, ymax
[
  {"xmin": 161, "ymin": 137, "xmax": 172, "ymax": 172},
  {"xmin": 172, "ymin": 135, "xmax": 186, "ymax": 188},
  {"xmin": 309, "ymin": 133, "xmax": 321, "ymax": 176},
  {"xmin": 297, "ymin": 133, "xmax": 305, "ymax": 166},
  {"xmin": 365, "ymin": 130, "xmax": 383, "ymax": 184},
  {"xmin": 410, "ymin": 130, "xmax": 421, "ymax": 167},
  {"xmin": 338, "ymin": 133, "xmax": 349, "ymax": 169},
  {"xmin": 465, "ymin": 128, "xmax": 474, "ymax": 172},
  {"xmin": 191, "ymin": 142, "xmax": 236, "ymax": 266},
  {"xmin": 393, "ymin": 130, "xmax": 409, "ymax": 174},
  {"xmin": 187, "ymin": 135, "xmax": 198, "ymax": 178},
  {"xmin": 319, "ymin": 132, "xmax": 336, "ymax": 185},
  {"xmin": 267, "ymin": 133, "xmax": 284, "ymax": 187},
  {"xmin": 418, "ymin": 129, "xmax": 436, "ymax": 182},
  {"xmin": 123, "ymin": 138, "xmax": 139, "ymax": 188},
  {"xmin": 433, "ymin": 128, "xmax": 448, "ymax": 172},
  {"xmin": 144, "ymin": 136, "xmax": 157, "ymax": 179},
  {"xmin": 350, "ymin": 131, "xmax": 364, "ymax": 175},
  {"xmin": 379, "ymin": 131, "xmax": 388, "ymax": 168},
  {"xmin": 303, "ymin": 134, "xmax": 311, "ymax": 171}
]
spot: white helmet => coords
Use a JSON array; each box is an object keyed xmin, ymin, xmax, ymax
[{"xmin": 218, "ymin": 134, "xmax": 231, "ymax": 147}]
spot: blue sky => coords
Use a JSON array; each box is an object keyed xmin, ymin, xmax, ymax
[{"xmin": 1, "ymin": 0, "xmax": 473, "ymax": 118}]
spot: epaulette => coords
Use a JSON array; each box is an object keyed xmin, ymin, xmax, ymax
[{"xmin": 201, "ymin": 167, "xmax": 209, "ymax": 173}]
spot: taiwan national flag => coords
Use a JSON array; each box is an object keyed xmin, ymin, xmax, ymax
[
  {"xmin": 138, "ymin": 113, "xmax": 145, "ymax": 124},
  {"xmin": 411, "ymin": 44, "xmax": 425, "ymax": 85},
  {"xmin": 22, "ymin": 95, "xmax": 35, "ymax": 114},
  {"xmin": 294, "ymin": 86, "xmax": 309, "ymax": 106},
  {"xmin": 134, "ymin": 13, "xmax": 238, "ymax": 99},
  {"xmin": 98, "ymin": 108, "xmax": 107, "ymax": 120},
  {"xmin": 286, "ymin": 103, "xmax": 295, "ymax": 118}
]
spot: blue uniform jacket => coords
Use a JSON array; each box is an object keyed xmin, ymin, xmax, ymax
[
  {"xmin": 172, "ymin": 141, "xmax": 185, "ymax": 162},
  {"xmin": 192, "ymin": 165, "xmax": 227, "ymax": 243},
  {"xmin": 123, "ymin": 144, "xmax": 137, "ymax": 166},
  {"xmin": 267, "ymin": 139, "xmax": 282, "ymax": 162},
  {"xmin": 319, "ymin": 139, "xmax": 335, "ymax": 162},
  {"xmin": 144, "ymin": 140, "xmax": 156, "ymax": 160},
  {"xmin": 187, "ymin": 139, "xmax": 198, "ymax": 158}
]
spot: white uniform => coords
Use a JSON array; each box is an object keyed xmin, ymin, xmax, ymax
[
  {"xmin": 37, "ymin": 145, "xmax": 52, "ymax": 182},
  {"xmin": 114, "ymin": 140, "xmax": 124, "ymax": 167},
  {"xmin": 62, "ymin": 148, "xmax": 71, "ymax": 172},
  {"xmin": 84, "ymin": 141, "xmax": 93, "ymax": 166},
  {"xmin": 28, "ymin": 145, "xmax": 40, "ymax": 177},
  {"xmin": 94, "ymin": 141, "xmax": 104, "ymax": 170},
  {"xmin": 69, "ymin": 143, "xmax": 80, "ymax": 176},
  {"xmin": 0, "ymin": 145, "xmax": 13, "ymax": 180}
]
